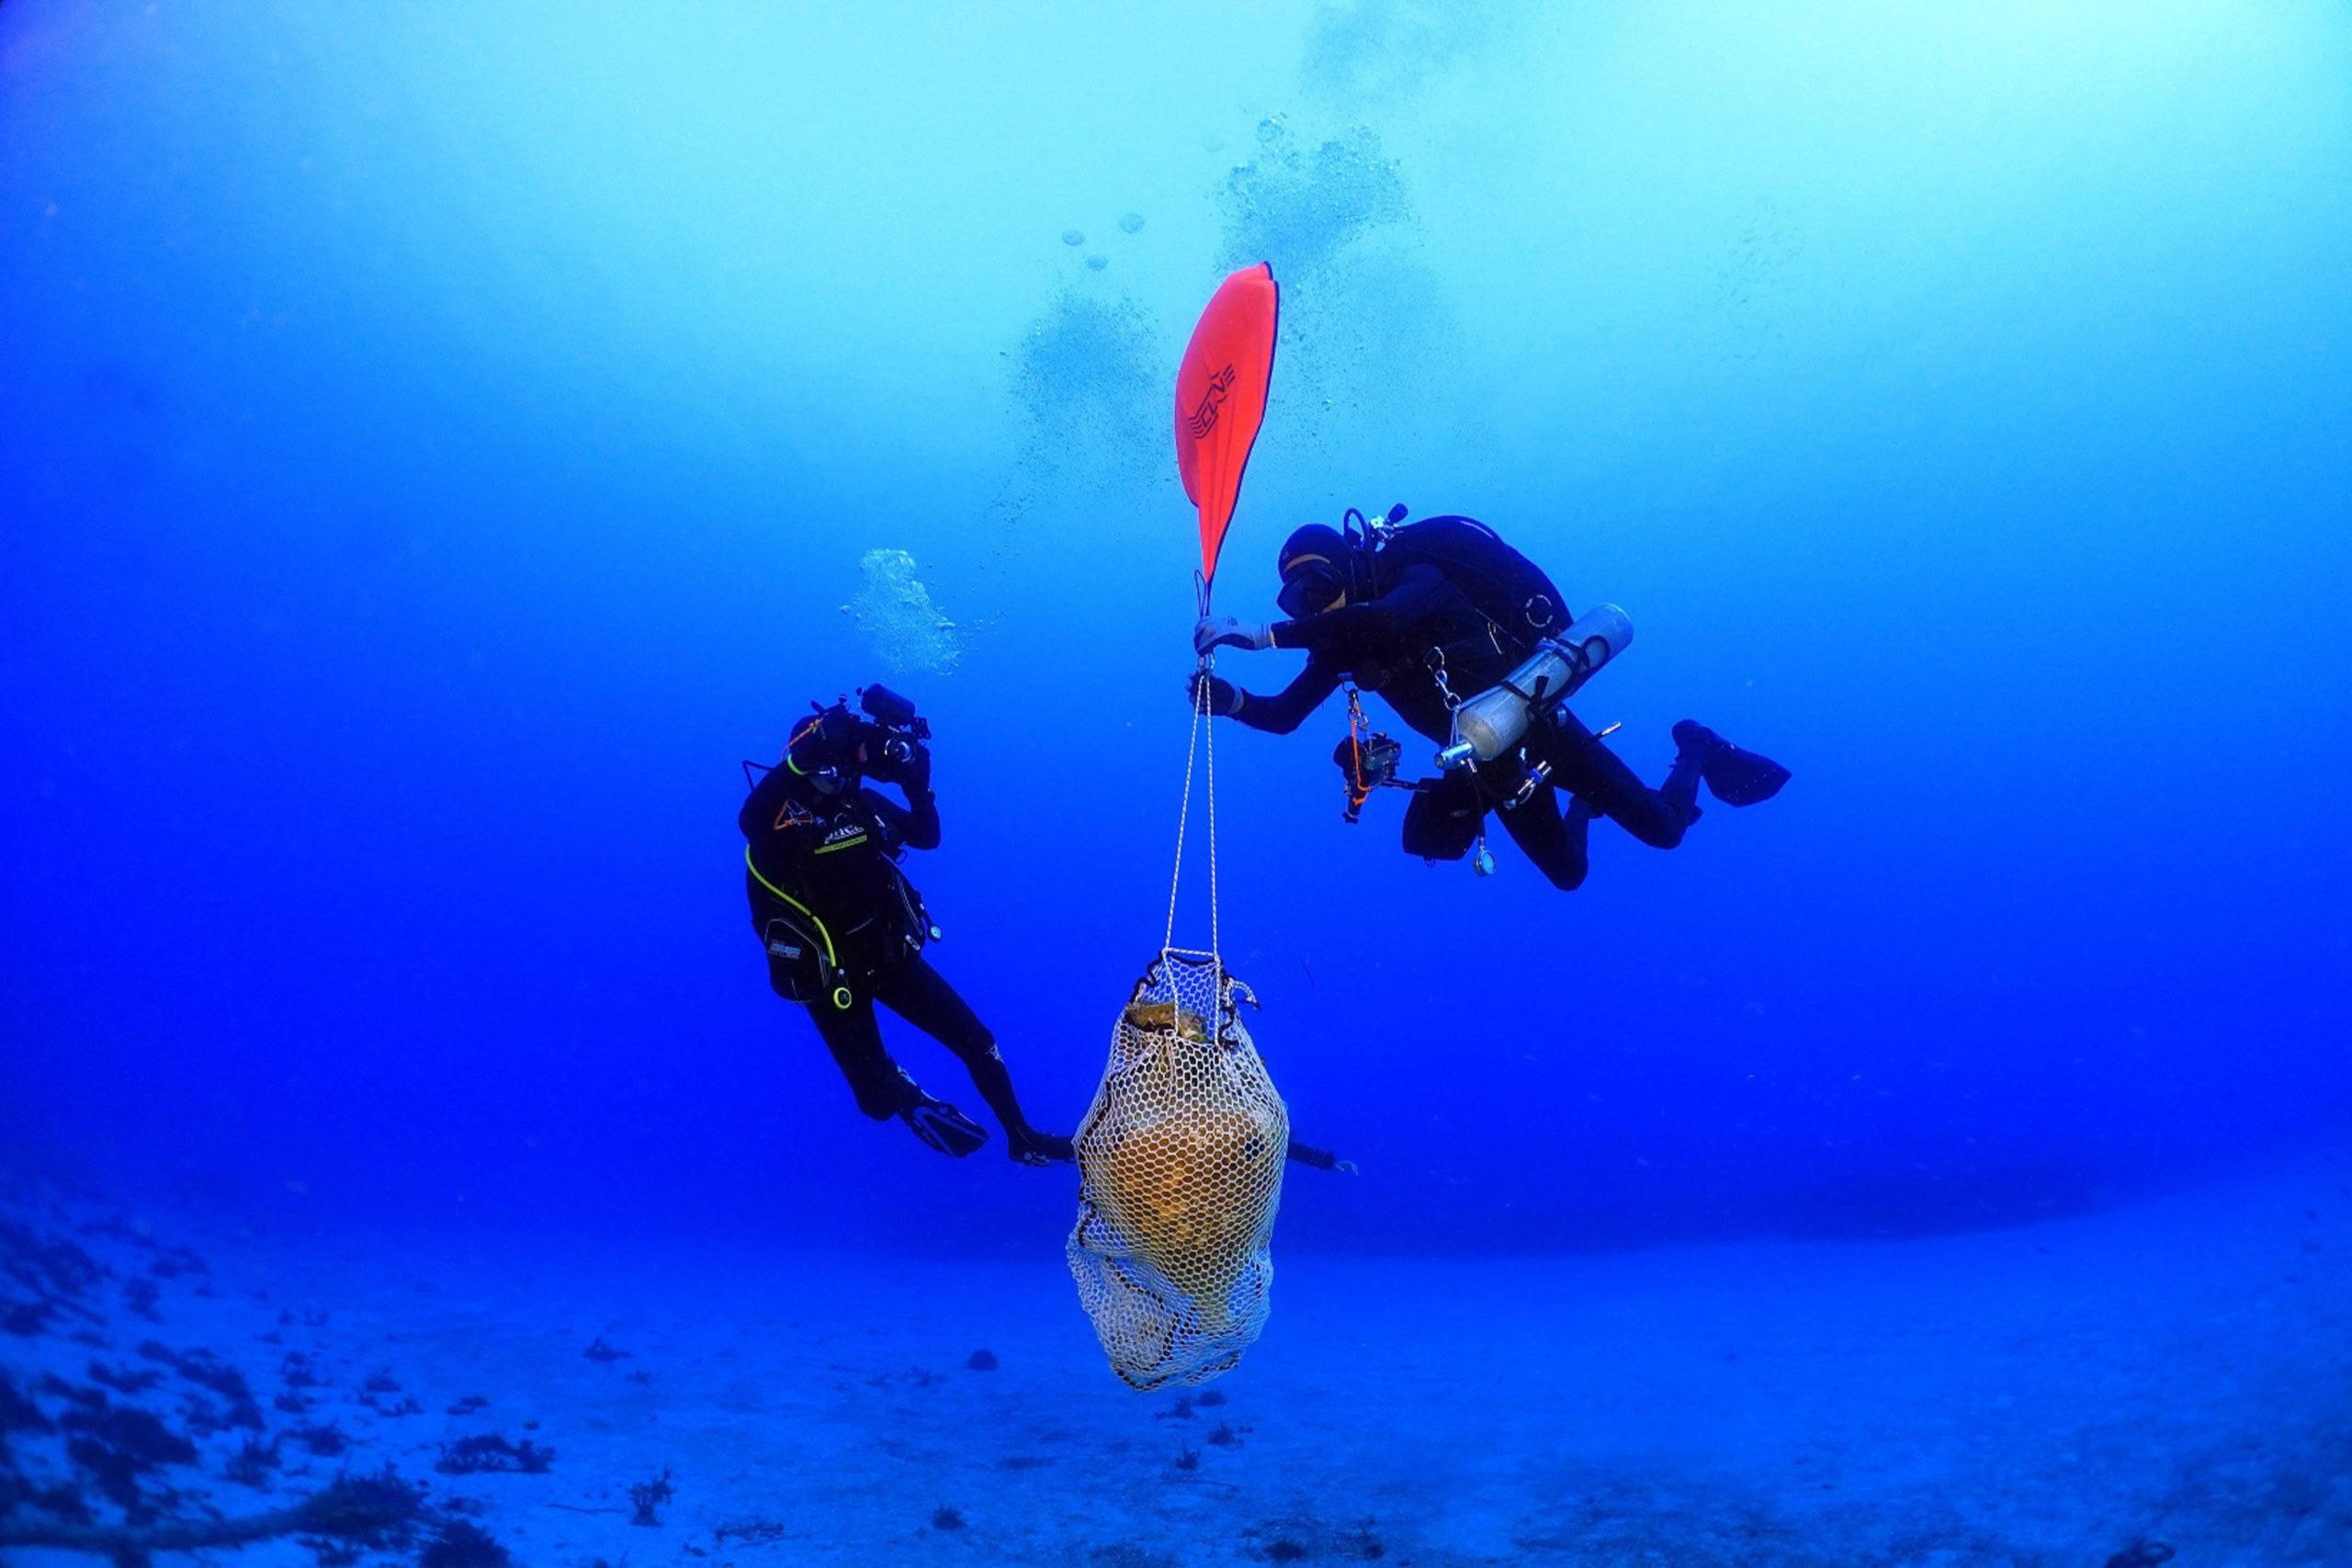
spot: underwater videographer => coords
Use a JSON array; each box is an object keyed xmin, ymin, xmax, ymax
[
  {"xmin": 739, "ymin": 685, "xmax": 1072, "ymax": 1166},
  {"xmin": 1189, "ymin": 508, "xmax": 1789, "ymax": 891}
]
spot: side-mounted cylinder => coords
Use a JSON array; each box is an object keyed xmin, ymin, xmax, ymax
[{"xmin": 1438, "ymin": 604, "xmax": 1634, "ymax": 771}]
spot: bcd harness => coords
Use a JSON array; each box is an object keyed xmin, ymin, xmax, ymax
[
  {"xmin": 1327, "ymin": 509, "xmax": 1618, "ymax": 856},
  {"xmin": 741, "ymin": 760, "xmax": 938, "ymax": 1011},
  {"xmin": 745, "ymin": 850, "xmax": 855, "ymax": 1011},
  {"xmin": 1353, "ymin": 510, "xmax": 1565, "ymax": 668}
]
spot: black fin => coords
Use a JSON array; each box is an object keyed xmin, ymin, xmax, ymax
[
  {"xmin": 902, "ymin": 1098, "xmax": 988, "ymax": 1157},
  {"xmin": 1700, "ymin": 741, "xmax": 1791, "ymax": 807}
]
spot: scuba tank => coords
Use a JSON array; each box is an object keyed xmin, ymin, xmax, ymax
[{"xmin": 1437, "ymin": 604, "xmax": 1634, "ymax": 771}]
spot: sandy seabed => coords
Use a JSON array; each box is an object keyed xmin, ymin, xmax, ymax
[{"xmin": 3, "ymin": 1159, "xmax": 2346, "ymax": 1567}]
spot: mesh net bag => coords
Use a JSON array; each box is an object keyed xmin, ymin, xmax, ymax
[{"xmin": 1067, "ymin": 950, "xmax": 1289, "ymax": 1390}]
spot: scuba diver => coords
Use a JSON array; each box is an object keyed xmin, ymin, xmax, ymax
[
  {"xmin": 740, "ymin": 685, "xmax": 1073, "ymax": 1166},
  {"xmin": 1190, "ymin": 508, "xmax": 1788, "ymax": 889}
]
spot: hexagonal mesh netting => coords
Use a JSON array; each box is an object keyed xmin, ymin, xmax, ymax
[{"xmin": 1067, "ymin": 951, "xmax": 1289, "ymax": 1390}]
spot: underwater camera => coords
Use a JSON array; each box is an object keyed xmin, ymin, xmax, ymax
[{"xmin": 858, "ymin": 683, "xmax": 931, "ymax": 767}]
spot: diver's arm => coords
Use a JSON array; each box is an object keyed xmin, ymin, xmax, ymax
[
  {"xmin": 1270, "ymin": 562, "xmax": 1453, "ymax": 653},
  {"xmin": 899, "ymin": 785, "xmax": 944, "ymax": 852},
  {"xmin": 1227, "ymin": 661, "xmax": 1341, "ymax": 735},
  {"xmin": 856, "ymin": 739, "xmax": 941, "ymax": 850},
  {"xmin": 860, "ymin": 782, "xmax": 941, "ymax": 852}
]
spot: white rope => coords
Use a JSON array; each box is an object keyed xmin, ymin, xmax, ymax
[
  {"xmin": 1203, "ymin": 649, "xmax": 1225, "ymax": 1031},
  {"xmin": 1161, "ymin": 656, "xmax": 1208, "ymax": 957},
  {"xmin": 1164, "ymin": 571, "xmax": 1227, "ymax": 1034}
]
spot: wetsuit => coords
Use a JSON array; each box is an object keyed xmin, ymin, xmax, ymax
[
  {"xmin": 740, "ymin": 758, "xmax": 1045, "ymax": 1143},
  {"xmin": 1216, "ymin": 557, "xmax": 1702, "ymax": 890}
]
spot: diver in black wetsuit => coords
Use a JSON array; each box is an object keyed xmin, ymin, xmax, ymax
[
  {"xmin": 740, "ymin": 688, "xmax": 1072, "ymax": 1166},
  {"xmin": 1190, "ymin": 513, "xmax": 1787, "ymax": 890}
]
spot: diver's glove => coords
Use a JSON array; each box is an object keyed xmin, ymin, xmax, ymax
[
  {"xmin": 1193, "ymin": 615, "xmax": 1274, "ymax": 656},
  {"xmin": 1186, "ymin": 671, "xmax": 1245, "ymax": 717}
]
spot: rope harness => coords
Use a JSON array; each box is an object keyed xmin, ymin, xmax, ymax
[{"xmin": 1157, "ymin": 576, "xmax": 1226, "ymax": 1019}]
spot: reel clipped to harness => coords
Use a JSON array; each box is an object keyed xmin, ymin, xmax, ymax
[
  {"xmin": 1334, "ymin": 685, "xmax": 1412, "ymax": 824},
  {"xmin": 1332, "ymin": 730, "xmax": 1402, "ymax": 823}
]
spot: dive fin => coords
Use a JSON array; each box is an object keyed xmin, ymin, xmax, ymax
[
  {"xmin": 1702, "ymin": 743, "xmax": 1790, "ymax": 807},
  {"xmin": 1007, "ymin": 1128, "xmax": 1075, "ymax": 1168},
  {"xmin": 901, "ymin": 1096, "xmax": 989, "ymax": 1157},
  {"xmin": 1674, "ymin": 721, "xmax": 1790, "ymax": 807}
]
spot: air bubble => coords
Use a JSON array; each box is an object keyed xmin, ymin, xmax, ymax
[
  {"xmin": 1061, "ymin": 229, "xmax": 1086, "ymax": 246},
  {"xmin": 842, "ymin": 548, "xmax": 960, "ymax": 675}
]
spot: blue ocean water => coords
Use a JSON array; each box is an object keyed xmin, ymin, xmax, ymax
[{"xmin": 6, "ymin": 4, "xmax": 2350, "ymax": 1563}]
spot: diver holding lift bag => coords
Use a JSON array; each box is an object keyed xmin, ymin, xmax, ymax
[{"xmin": 1193, "ymin": 497, "xmax": 1790, "ymax": 889}]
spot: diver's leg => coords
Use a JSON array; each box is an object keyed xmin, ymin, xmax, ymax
[
  {"xmin": 803, "ymin": 996, "xmax": 916, "ymax": 1122},
  {"xmin": 1496, "ymin": 782, "xmax": 1590, "ymax": 891},
  {"xmin": 875, "ymin": 957, "xmax": 1070, "ymax": 1163},
  {"xmin": 805, "ymin": 993, "xmax": 986, "ymax": 1156},
  {"xmin": 1539, "ymin": 709, "xmax": 1697, "ymax": 850}
]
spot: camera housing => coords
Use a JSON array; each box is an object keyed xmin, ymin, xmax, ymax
[
  {"xmin": 856, "ymin": 684, "xmax": 929, "ymax": 771},
  {"xmin": 858, "ymin": 683, "xmax": 930, "ymax": 739}
]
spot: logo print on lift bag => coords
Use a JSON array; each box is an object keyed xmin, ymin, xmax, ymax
[{"xmin": 1185, "ymin": 364, "xmax": 1236, "ymax": 439}]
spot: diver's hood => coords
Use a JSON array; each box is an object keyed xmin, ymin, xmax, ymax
[
  {"xmin": 788, "ymin": 702, "xmax": 865, "ymax": 787},
  {"xmin": 1276, "ymin": 524, "xmax": 1360, "ymax": 617},
  {"xmin": 1277, "ymin": 523, "xmax": 1351, "ymax": 578}
]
